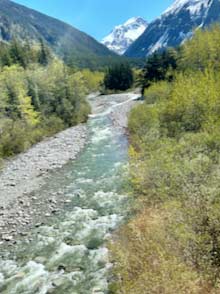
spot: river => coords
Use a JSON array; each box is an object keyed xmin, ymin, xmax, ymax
[{"xmin": 0, "ymin": 94, "xmax": 137, "ymax": 294}]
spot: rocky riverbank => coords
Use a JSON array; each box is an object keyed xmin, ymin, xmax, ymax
[
  {"xmin": 0, "ymin": 125, "xmax": 88, "ymax": 245},
  {"xmin": 88, "ymin": 92, "xmax": 140, "ymax": 129},
  {"xmin": 109, "ymin": 98, "xmax": 138, "ymax": 129},
  {"xmin": 0, "ymin": 92, "xmax": 140, "ymax": 247}
]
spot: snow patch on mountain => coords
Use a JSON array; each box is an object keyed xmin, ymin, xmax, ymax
[
  {"xmin": 148, "ymin": 31, "xmax": 169, "ymax": 54},
  {"xmin": 163, "ymin": 0, "xmax": 212, "ymax": 16},
  {"xmin": 125, "ymin": 0, "xmax": 218, "ymax": 58},
  {"xmin": 101, "ymin": 17, "xmax": 148, "ymax": 55}
]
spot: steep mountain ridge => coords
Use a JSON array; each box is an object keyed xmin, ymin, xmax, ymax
[
  {"xmin": 0, "ymin": 0, "xmax": 116, "ymax": 63},
  {"xmin": 163, "ymin": 0, "xmax": 211, "ymax": 16},
  {"xmin": 125, "ymin": 0, "xmax": 219, "ymax": 57},
  {"xmin": 102, "ymin": 17, "xmax": 148, "ymax": 55}
]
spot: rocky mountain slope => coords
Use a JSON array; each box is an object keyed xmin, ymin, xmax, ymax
[
  {"xmin": 102, "ymin": 17, "xmax": 148, "ymax": 55},
  {"xmin": 125, "ymin": 0, "xmax": 220, "ymax": 57}
]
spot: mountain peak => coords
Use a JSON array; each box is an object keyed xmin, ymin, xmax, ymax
[
  {"xmin": 125, "ymin": 0, "xmax": 218, "ymax": 58},
  {"xmin": 101, "ymin": 17, "xmax": 148, "ymax": 55},
  {"xmin": 124, "ymin": 16, "xmax": 146, "ymax": 26}
]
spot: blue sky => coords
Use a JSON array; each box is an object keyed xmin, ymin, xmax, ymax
[{"xmin": 13, "ymin": 0, "xmax": 174, "ymax": 40}]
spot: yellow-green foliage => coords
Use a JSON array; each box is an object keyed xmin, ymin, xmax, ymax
[
  {"xmin": 0, "ymin": 49, "xmax": 91, "ymax": 159},
  {"xmin": 110, "ymin": 205, "xmax": 206, "ymax": 294},
  {"xmin": 81, "ymin": 69, "xmax": 104, "ymax": 92},
  {"xmin": 111, "ymin": 25, "xmax": 220, "ymax": 293},
  {"xmin": 161, "ymin": 70, "xmax": 220, "ymax": 136},
  {"xmin": 0, "ymin": 65, "xmax": 40, "ymax": 126},
  {"xmin": 144, "ymin": 80, "xmax": 171, "ymax": 104},
  {"xmin": 179, "ymin": 24, "xmax": 220, "ymax": 71}
]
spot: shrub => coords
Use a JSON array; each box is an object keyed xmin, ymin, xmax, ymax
[
  {"xmin": 110, "ymin": 206, "xmax": 204, "ymax": 294},
  {"xmin": 144, "ymin": 81, "xmax": 171, "ymax": 104},
  {"xmin": 81, "ymin": 69, "xmax": 104, "ymax": 92}
]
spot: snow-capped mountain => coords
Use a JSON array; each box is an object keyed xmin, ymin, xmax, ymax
[
  {"xmin": 125, "ymin": 0, "xmax": 220, "ymax": 58},
  {"xmin": 101, "ymin": 17, "xmax": 148, "ymax": 55},
  {"xmin": 163, "ymin": 0, "xmax": 211, "ymax": 16}
]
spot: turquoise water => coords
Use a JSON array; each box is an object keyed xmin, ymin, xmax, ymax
[{"xmin": 0, "ymin": 98, "xmax": 131, "ymax": 294}]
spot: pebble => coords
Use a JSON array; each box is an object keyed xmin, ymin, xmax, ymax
[
  {"xmin": 35, "ymin": 223, "xmax": 43, "ymax": 228},
  {"xmin": 20, "ymin": 232, "xmax": 28, "ymax": 236},
  {"xmin": 52, "ymin": 278, "xmax": 65, "ymax": 288},
  {"xmin": 2, "ymin": 235, "xmax": 13, "ymax": 241}
]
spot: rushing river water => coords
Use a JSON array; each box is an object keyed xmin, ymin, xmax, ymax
[{"xmin": 0, "ymin": 95, "xmax": 134, "ymax": 294}]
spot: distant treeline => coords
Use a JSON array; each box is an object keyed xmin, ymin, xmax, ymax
[
  {"xmin": 0, "ymin": 40, "xmax": 103, "ymax": 161},
  {"xmin": 103, "ymin": 63, "xmax": 134, "ymax": 91},
  {"xmin": 64, "ymin": 49, "xmax": 144, "ymax": 71},
  {"xmin": 111, "ymin": 24, "xmax": 220, "ymax": 293}
]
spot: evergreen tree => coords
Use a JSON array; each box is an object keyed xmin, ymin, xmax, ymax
[
  {"xmin": 6, "ymin": 86, "xmax": 21, "ymax": 119},
  {"xmin": 141, "ymin": 48, "xmax": 178, "ymax": 91},
  {"xmin": 27, "ymin": 79, "xmax": 40, "ymax": 111},
  {"xmin": 38, "ymin": 39, "xmax": 50, "ymax": 66},
  {"xmin": 9, "ymin": 39, "xmax": 27, "ymax": 68},
  {"xmin": 104, "ymin": 63, "xmax": 133, "ymax": 91},
  {"xmin": 0, "ymin": 46, "xmax": 12, "ymax": 67}
]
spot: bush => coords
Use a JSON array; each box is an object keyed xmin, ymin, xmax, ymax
[
  {"xmin": 81, "ymin": 69, "xmax": 104, "ymax": 92},
  {"xmin": 161, "ymin": 70, "xmax": 220, "ymax": 137},
  {"xmin": 144, "ymin": 81, "xmax": 171, "ymax": 104},
  {"xmin": 110, "ymin": 205, "xmax": 204, "ymax": 294},
  {"xmin": 0, "ymin": 120, "xmax": 31, "ymax": 157}
]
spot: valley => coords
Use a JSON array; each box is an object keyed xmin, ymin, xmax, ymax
[{"xmin": 1, "ymin": 0, "xmax": 220, "ymax": 293}]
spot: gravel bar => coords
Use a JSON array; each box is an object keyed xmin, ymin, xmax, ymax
[{"xmin": 0, "ymin": 92, "xmax": 140, "ymax": 246}]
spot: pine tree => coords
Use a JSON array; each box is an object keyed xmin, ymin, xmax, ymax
[
  {"xmin": 27, "ymin": 79, "xmax": 40, "ymax": 111},
  {"xmin": 6, "ymin": 86, "xmax": 20, "ymax": 119},
  {"xmin": 38, "ymin": 39, "xmax": 50, "ymax": 66},
  {"xmin": 104, "ymin": 63, "xmax": 133, "ymax": 91},
  {"xmin": 9, "ymin": 39, "xmax": 27, "ymax": 68},
  {"xmin": 0, "ymin": 46, "xmax": 12, "ymax": 67},
  {"xmin": 142, "ymin": 49, "xmax": 177, "ymax": 90}
]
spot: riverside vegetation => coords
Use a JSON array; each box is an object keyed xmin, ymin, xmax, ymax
[
  {"xmin": 110, "ymin": 25, "xmax": 220, "ymax": 293},
  {"xmin": 0, "ymin": 40, "xmax": 104, "ymax": 163},
  {"xmin": 2, "ymin": 19, "xmax": 220, "ymax": 294}
]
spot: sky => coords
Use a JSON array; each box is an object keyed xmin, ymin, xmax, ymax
[{"xmin": 13, "ymin": 0, "xmax": 174, "ymax": 40}]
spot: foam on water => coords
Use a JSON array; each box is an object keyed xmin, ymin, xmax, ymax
[{"xmin": 91, "ymin": 127, "xmax": 112, "ymax": 143}]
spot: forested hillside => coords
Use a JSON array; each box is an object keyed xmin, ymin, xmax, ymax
[
  {"xmin": 0, "ymin": 0, "xmax": 120, "ymax": 68},
  {"xmin": 0, "ymin": 40, "xmax": 103, "ymax": 162},
  {"xmin": 111, "ymin": 25, "xmax": 220, "ymax": 293}
]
